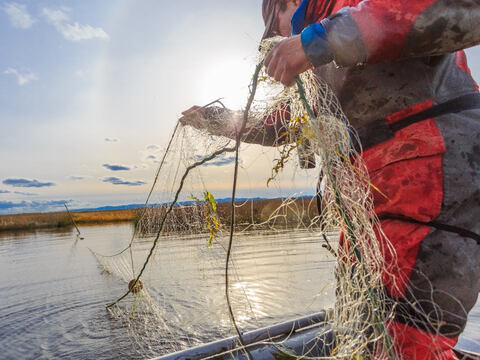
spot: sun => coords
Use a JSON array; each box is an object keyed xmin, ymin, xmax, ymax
[{"xmin": 197, "ymin": 55, "xmax": 255, "ymax": 110}]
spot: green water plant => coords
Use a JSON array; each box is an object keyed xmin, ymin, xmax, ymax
[
  {"xmin": 267, "ymin": 113, "xmax": 309, "ymax": 186},
  {"xmin": 189, "ymin": 191, "xmax": 220, "ymax": 247}
]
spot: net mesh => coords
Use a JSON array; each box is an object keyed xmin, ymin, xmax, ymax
[{"xmin": 90, "ymin": 37, "xmax": 403, "ymax": 359}]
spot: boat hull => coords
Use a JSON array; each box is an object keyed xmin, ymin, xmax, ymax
[{"xmin": 153, "ymin": 311, "xmax": 480, "ymax": 360}]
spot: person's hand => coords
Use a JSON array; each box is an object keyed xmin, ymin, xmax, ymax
[
  {"xmin": 179, "ymin": 106, "xmax": 207, "ymax": 130},
  {"xmin": 265, "ymin": 35, "xmax": 312, "ymax": 86}
]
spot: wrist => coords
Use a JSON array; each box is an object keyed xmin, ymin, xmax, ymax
[{"xmin": 300, "ymin": 21, "xmax": 333, "ymax": 67}]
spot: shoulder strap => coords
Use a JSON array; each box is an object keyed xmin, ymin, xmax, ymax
[
  {"xmin": 354, "ymin": 93, "xmax": 480, "ymax": 152},
  {"xmin": 379, "ymin": 215, "xmax": 480, "ymax": 245},
  {"xmin": 390, "ymin": 93, "xmax": 480, "ymax": 133}
]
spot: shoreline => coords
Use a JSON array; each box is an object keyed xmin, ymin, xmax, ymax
[{"xmin": 0, "ymin": 198, "xmax": 318, "ymax": 233}]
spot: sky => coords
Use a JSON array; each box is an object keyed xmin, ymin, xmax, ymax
[
  {"xmin": 0, "ymin": 1, "xmax": 479, "ymax": 214},
  {"xmin": 0, "ymin": 0, "xmax": 267, "ymax": 214}
]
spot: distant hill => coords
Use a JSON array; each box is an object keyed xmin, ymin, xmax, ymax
[{"xmin": 71, "ymin": 196, "xmax": 314, "ymax": 212}]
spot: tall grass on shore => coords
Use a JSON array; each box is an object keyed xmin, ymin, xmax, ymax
[
  {"xmin": 0, "ymin": 198, "xmax": 318, "ymax": 233},
  {"xmin": 0, "ymin": 209, "xmax": 138, "ymax": 232},
  {"xmin": 134, "ymin": 198, "xmax": 319, "ymax": 236}
]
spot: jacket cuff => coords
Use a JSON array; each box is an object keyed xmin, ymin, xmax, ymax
[
  {"xmin": 323, "ymin": 9, "xmax": 367, "ymax": 67},
  {"xmin": 300, "ymin": 21, "xmax": 334, "ymax": 67}
]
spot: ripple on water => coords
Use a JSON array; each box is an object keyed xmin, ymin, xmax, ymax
[{"xmin": 0, "ymin": 225, "xmax": 478, "ymax": 359}]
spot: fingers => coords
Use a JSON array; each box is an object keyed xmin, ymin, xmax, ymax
[
  {"xmin": 179, "ymin": 105, "xmax": 211, "ymax": 131},
  {"xmin": 280, "ymin": 67, "xmax": 296, "ymax": 87},
  {"xmin": 274, "ymin": 63, "xmax": 287, "ymax": 84},
  {"xmin": 265, "ymin": 42, "xmax": 293, "ymax": 86},
  {"xmin": 265, "ymin": 44, "xmax": 280, "ymax": 80},
  {"xmin": 263, "ymin": 35, "xmax": 310, "ymax": 87},
  {"xmin": 178, "ymin": 114, "xmax": 190, "ymax": 126},
  {"xmin": 180, "ymin": 106, "xmax": 202, "ymax": 127},
  {"xmin": 264, "ymin": 45, "xmax": 275, "ymax": 69},
  {"xmin": 267, "ymin": 54, "xmax": 293, "ymax": 86}
]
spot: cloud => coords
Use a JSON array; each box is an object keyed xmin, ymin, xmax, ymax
[
  {"xmin": 0, "ymin": 190, "xmax": 10, "ymax": 194},
  {"xmin": 14, "ymin": 191, "xmax": 37, "ymax": 196},
  {"xmin": 146, "ymin": 144, "xmax": 160, "ymax": 151},
  {"xmin": 142, "ymin": 145, "xmax": 166, "ymax": 164},
  {"xmin": 42, "ymin": 8, "xmax": 109, "ymax": 41},
  {"xmin": 105, "ymin": 137, "xmax": 119, "ymax": 142},
  {"xmin": 3, "ymin": 178, "xmax": 55, "ymax": 188},
  {"xmin": 102, "ymin": 177, "xmax": 146, "ymax": 186},
  {"xmin": 69, "ymin": 175, "xmax": 85, "ymax": 181},
  {"xmin": 4, "ymin": 68, "xmax": 38, "ymax": 86},
  {"xmin": 0, "ymin": 200, "xmax": 68, "ymax": 214},
  {"xmin": 0, "ymin": 201, "xmax": 24, "ymax": 210},
  {"xmin": 103, "ymin": 164, "xmax": 130, "ymax": 171},
  {"xmin": 193, "ymin": 153, "xmax": 237, "ymax": 167},
  {"xmin": 3, "ymin": 2, "xmax": 34, "ymax": 29}
]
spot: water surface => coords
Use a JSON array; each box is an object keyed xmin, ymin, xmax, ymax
[{"xmin": 0, "ymin": 224, "xmax": 478, "ymax": 359}]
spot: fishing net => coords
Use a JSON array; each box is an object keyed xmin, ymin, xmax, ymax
[{"xmin": 90, "ymin": 37, "xmax": 401, "ymax": 359}]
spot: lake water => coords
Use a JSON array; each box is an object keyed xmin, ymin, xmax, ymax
[{"xmin": 0, "ymin": 224, "xmax": 478, "ymax": 359}]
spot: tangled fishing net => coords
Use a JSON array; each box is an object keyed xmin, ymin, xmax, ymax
[{"xmin": 90, "ymin": 37, "xmax": 401, "ymax": 359}]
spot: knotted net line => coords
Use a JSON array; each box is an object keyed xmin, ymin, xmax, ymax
[{"xmin": 90, "ymin": 37, "xmax": 402, "ymax": 359}]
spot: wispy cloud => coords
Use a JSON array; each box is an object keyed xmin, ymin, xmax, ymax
[
  {"xmin": 3, "ymin": 2, "xmax": 34, "ymax": 29},
  {"xmin": 69, "ymin": 175, "xmax": 85, "ymax": 181},
  {"xmin": 102, "ymin": 177, "xmax": 146, "ymax": 187},
  {"xmin": 103, "ymin": 164, "xmax": 130, "ymax": 171},
  {"xmin": 146, "ymin": 144, "xmax": 160, "ymax": 151},
  {"xmin": 193, "ymin": 154, "xmax": 238, "ymax": 167},
  {"xmin": 42, "ymin": 7, "xmax": 109, "ymax": 41},
  {"xmin": 3, "ymin": 178, "xmax": 55, "ymax": 188},
  {"xmin": 105, "ymin": 137, "xmax": 119, "ymax": 143},
  {"xmin": 146, "ymin": 155, "xmax": 156, "ymax": 160},
  {"xmin": 14, "ymin": 191, "xmax": 37, "ymax": 196},
  {"xmin": 0, "ymin": 190, "xmax": 10, "ymax": 194},
  {"xmin": 4, "ymin": 68, "xmax": 38, "ymax": 86}
]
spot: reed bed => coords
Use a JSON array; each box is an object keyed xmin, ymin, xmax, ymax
[{"xmin": 0, "ymin": 198, "xmax": 316, "ymax": 232}]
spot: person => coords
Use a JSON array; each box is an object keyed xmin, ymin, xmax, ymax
[{"xmin": 181, "ymin": 1, "xmax": 480, "ymax": 358}]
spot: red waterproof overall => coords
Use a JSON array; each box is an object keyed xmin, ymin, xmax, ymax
[{"xmin": 292, "ymin": 1, "xmax": 480, "ymax": 359}]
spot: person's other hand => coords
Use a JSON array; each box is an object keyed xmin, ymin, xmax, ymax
[
  {"xmin": 265, "ymin": 35, "xmax": 312, "ymax": 86},
  {"xmin": 179, "ymin": 106, "xmax": 207, "ymax": 130}
]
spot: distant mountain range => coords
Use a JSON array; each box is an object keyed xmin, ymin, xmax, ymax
[{"xmin": 72, "ymin": 196, "xmax": 314, "ymax": 213}]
